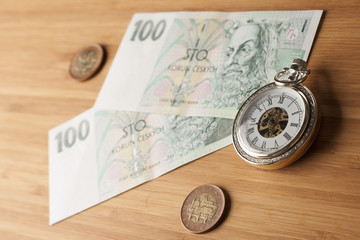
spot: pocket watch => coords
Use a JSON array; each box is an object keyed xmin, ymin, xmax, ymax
[{"xmin": 232, "ymin": 59, "xmax": 320, "ymax": 169}]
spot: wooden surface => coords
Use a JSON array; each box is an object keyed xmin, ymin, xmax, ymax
[{"xmin": 1, "ymin": 0, "xmax": 360, "ymax": 239}]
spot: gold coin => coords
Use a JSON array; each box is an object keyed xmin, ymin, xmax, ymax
[
  {"xmin": 180, "ymin": 184, "xmax": 225, "ymax": 233},
  {"xmin": 69, "ymin": 43, "xmax": 105, "ymax": 81}
]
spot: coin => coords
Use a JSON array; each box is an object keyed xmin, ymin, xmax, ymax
[
  {"xmin": 69, "ymin": 43, "xmax": 105, "ymax": 81},
  {"xmin": 180, "ymin": 184, "xmax": 225, "ymax": 233}
]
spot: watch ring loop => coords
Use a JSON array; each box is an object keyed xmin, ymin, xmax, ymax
[{"xmin": 274, "ymin": 69, "xmax": 311, "ymax": 85}]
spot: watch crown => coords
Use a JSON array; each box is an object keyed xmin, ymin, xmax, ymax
[{"xmin": 290, "ymin": 59, "xmax": 307, "ymax": 71}]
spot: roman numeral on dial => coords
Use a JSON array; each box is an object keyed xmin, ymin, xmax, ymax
[
  {"xmin": 288, "ymin": 98, "xmax": 296, "ymax": 107},
  {"xmin": 250, "ymin": 136, "xmax": 258, "ymax": 146},
  {"xmin": 274, "ymin": 140, "xmax": 279, "ymax": 148},
  {"xmin": 278, "ymin": 92, "xmax": 286, "ymax": 104},
  {"xmin": 261, "ymin": 141, "xmax": 266, "ymax": 150},
  {"xmin": 256, "ymin": 105, "xmax": 262, "ymax": 112},
  {"xmin": 247, "ymin": 127, "xmax": 254, "ymax": 135},
  {"xmin": 290, "ymin": 123, "xmax": 299, "ymax": 127},
  {"xmin": 283, "ymin": 132, "xmax": 291, "ymax": 141}
]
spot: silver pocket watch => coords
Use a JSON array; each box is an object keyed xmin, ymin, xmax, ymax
[{"xmin": 232, "ymin": 59, "xmax": 320, "ymax": 169}]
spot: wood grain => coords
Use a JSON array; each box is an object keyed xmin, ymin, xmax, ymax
[{"xmin": 0, "ymin": 0, "xmax": 360, "ymax": 239}]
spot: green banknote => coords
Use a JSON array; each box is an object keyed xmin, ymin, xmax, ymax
[
  {"xmin": 95, "ymin": 11, "xmax": 322, "ymax": 118},
  {"xmin": 49, "ymin": 108, "xmax": 232, "ymax": 224}
]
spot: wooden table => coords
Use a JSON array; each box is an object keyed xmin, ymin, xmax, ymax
[{"xmin": 1, "ymin": 0, "xmax": 359, "ymax": 239}]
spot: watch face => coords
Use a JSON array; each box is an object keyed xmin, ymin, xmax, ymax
[{"xmin": 235, "ymin": 85, "xmax": 309, "ymax": 157}]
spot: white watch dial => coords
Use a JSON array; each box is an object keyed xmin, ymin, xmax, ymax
[{"xmin": 237, "ymin": 86, "xmax": 308, "ymax": 157}]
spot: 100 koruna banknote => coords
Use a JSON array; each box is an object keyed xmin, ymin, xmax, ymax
[
  {"xmin": 95, "ymin": 11, "xmax": 322, "ymax": 118},
  {"xmin": 49, "ymin": 108, "xmax": 232, "ymax": 224}
]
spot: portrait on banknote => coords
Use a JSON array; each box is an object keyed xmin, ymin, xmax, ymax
[{"xmin": 213, "ymin": 19, "xmax": 290, "ymax": 108}]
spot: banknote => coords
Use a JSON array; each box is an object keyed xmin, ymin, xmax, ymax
[
  {"xmin": 95, "ymin": 11, "xmax": 322, "ymax": 118},
  {"xmin": 49, "ymin": 108, "xmax": 233, "ymax": 224}
]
